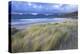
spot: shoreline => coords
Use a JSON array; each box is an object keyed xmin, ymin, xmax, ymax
[{"xmin": 11, "ymin": 18, "xmax": 77, "ymax": 29}]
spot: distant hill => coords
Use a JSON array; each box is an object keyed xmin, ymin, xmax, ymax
[
  {"xmin": 10, "ymin": 11, "xmax": 78, "ymax": 19},
  {"xmin": 58, "ymin": 11, "xmax": 78, "ymax": 18}
]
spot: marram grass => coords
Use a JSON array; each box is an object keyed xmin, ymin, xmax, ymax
[{"xmin": 11, "ymin": 19, "xmax": 77, "ymax": 53}]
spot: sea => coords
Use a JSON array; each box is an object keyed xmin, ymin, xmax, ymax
[{"xmin": 10, "ymin": 14, "xmax": 65, "ymax": 29}]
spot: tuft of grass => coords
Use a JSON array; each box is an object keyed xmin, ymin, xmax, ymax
[{"xmin": 11, "ymin": 19, "xmax": 77, "ymax": 53}]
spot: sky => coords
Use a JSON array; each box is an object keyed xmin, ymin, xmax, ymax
[
  {"xmin": 11, "ymin": 0, "xmax": 78, "ymax": 4},
  {"xmin": 11, "ymin": 1, "xmax": 78, "ymax": 14}
]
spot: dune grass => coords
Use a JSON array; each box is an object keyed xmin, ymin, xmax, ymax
[{"xmin": 11, "ymin": 19, "xmax": 77, "ymax": 53}]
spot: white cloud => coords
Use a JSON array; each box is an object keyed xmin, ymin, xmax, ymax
[
  {"xmin": 38, "ymin": 5, "xmax": 42, "ymax": 9},
  {"xmin": 52, "ymin": 5, "xmax": 60, "ymax": 8},
  {"xmin": 32, "ymin": 4, "xmax": 38, "ymax": 8},
  {"xmin": 28, "ymin": 2, "xmax": 32, "ymax": 6},
  {"xmin": 31, "ymin": 13, "xmax": 38, "ymax": 15}
]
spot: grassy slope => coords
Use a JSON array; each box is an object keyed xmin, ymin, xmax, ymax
[{"xmin": 11, "ymin": 19, "xmax": 78, "ymax": 53}]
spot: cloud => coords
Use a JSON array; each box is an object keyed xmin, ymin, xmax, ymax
[
  {"xmin": 31, "ymin": 13, "xmax": 38, "ymax": 15},
  {"xmin": 11, "ymin": 1, "xmax": 78, "ymax": 14}
]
